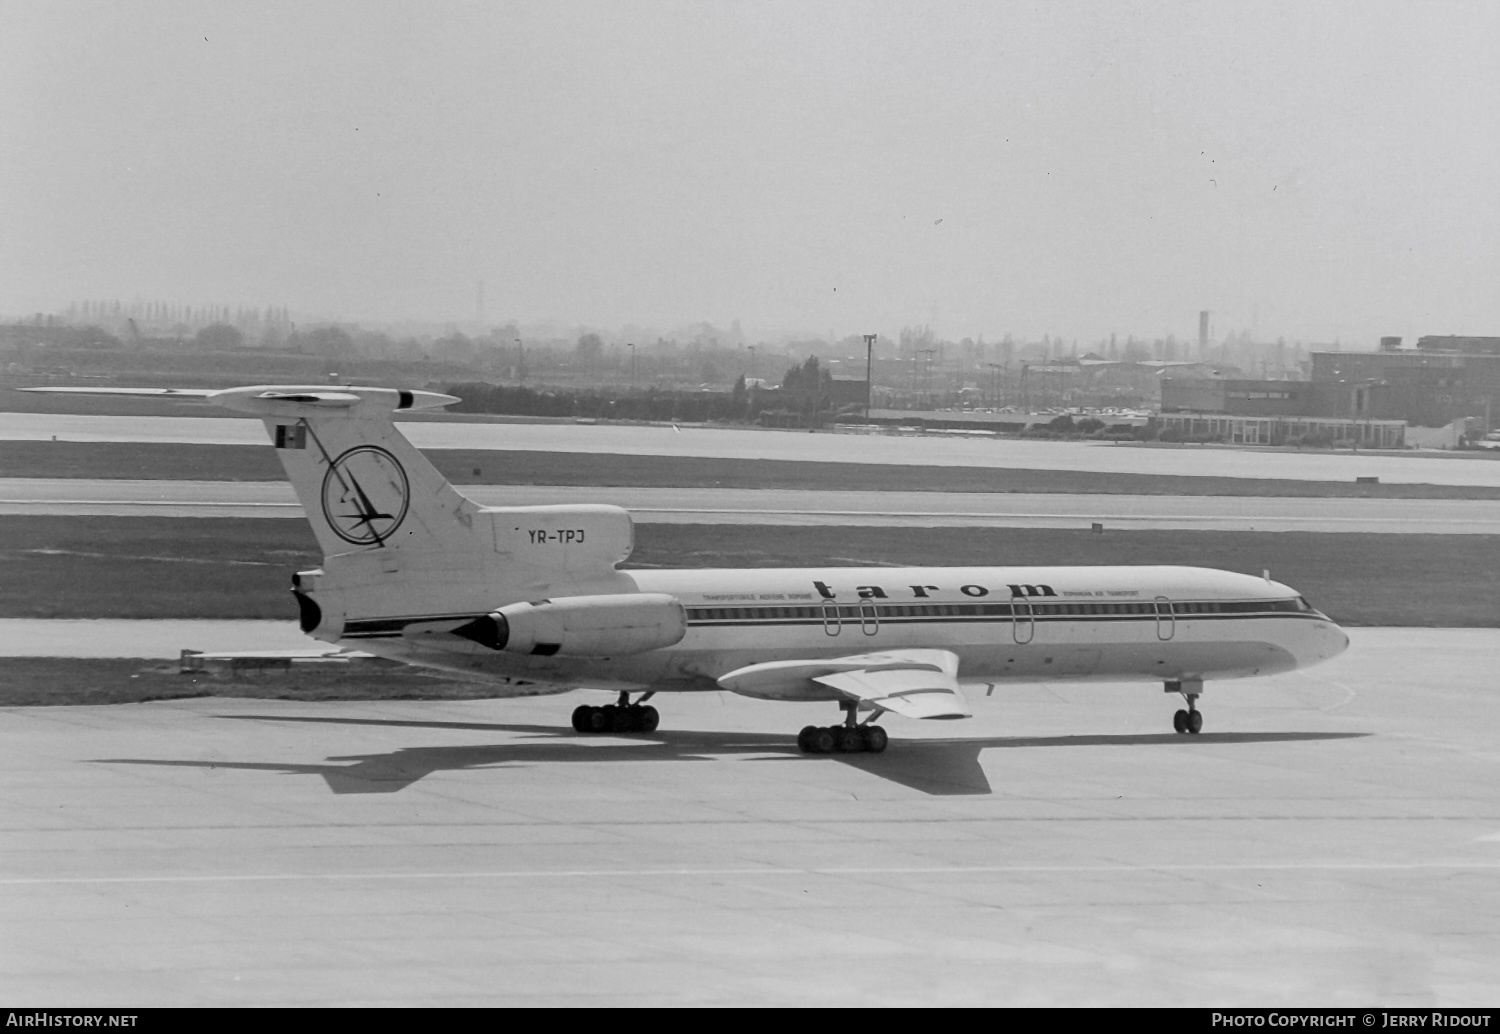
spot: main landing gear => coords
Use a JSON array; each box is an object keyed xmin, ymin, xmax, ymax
[
  {"xmin": 572, "ymin": 691, "xmax": 659, "ymax": 735},
  {"xmin": 797, "ymin": 702, "xmax": 889, "ymax": 755},
  {"xmin": 1167, "ymin": 679, "xmax": 1204, "ymax": 735}
]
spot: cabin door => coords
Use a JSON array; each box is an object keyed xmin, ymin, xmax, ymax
[
  {"xmin": 1155, "ymin": 596, "xmax": 1176, "ymax": 641},
  {"xmin": 822, "ymin": 601, "xmax": 841, "ymax": 636},
  {"xmin": 859, "ymin": 600, "xmax": 879, "ymax": 636},
  {"xmin": 1011, "ymin": 595, "xmax": 1035, "ymax": 644}
]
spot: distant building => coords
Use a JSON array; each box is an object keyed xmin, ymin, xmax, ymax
[
  {"xmin": 0, "ymin": 323, "xmax": 75, "ymax": 349},
  {"xmin": 1156, "ymin": 412, "xmax": 1406, "ymax": 448},
  {"xmin": 1161, "ymin": 379, "xmax": 1319, "ymax": 418},
  {"xmin": 827, "ymin": 376, "xmax": 870, "ymax": 410},
  {"xmin": 1415, "ymin": 336, "xmax": 1500, "ymax": 356},
  {"xmin": 1160, "ymin": 375, "xmax": 1406, "ymax": 445},
  {"xmin": 1161, "ymin": 335, "xmax": 1500, "ymax": 434},
  {"xmin": 1312, "ymin": 348, "xmax": 1500, "ymax": 429}
]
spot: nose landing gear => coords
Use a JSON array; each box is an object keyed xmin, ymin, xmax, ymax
[
  {"xmin": 1167, "ymin": 679, "xmax": 1204, "ymax": 734},
  {"xmin": 572, "ymin": 691, "xmax": 659, "ymax": 735},
  {"xmin": 797, "ymin": 701, "xmax": 888, "ymax": 754}
]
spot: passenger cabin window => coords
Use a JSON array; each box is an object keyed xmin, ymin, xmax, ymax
[{"xmin": 682, "ymin": 598, "xmax": 1323, "ymax": 623}]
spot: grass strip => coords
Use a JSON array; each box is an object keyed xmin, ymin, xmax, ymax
[
  {"xmin": 0, "ymin": 657, "xmax": 517, "ymax": 707},
  {"xmin": 4, "ymin": 440, "xmax": 1497, "ymax": 499},
  {"xmin": 1, "ymin": 515, "xmax": 1493, "ymax": 627}
]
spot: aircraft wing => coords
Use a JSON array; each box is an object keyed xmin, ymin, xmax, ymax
[
  {"xmin": 718, "ymin": 648, "xmax": 971, "ymax": 720},
  {"xmin": 813, "ymin": 655, "xmax": 970, "ymax": 720}
]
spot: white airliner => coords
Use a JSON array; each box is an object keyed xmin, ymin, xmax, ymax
[{"xmin": 29, "ymin": 384, "xmax": 1349, "ymax": 753}]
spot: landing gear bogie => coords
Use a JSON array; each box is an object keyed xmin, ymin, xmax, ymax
[
  {"xmin": 797, "ymin": 700, "xmax": 890, "ymax": 754},
  {"xmin": 797, "ymin": 719, "xmax": 889, "ymax": 755},
  {"xmin": 571, "ymin": 698, "xmax": 659, "ymax": 735}
]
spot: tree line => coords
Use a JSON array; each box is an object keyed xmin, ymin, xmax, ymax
[{"xmin": 445, "ymin": 357, "xmax": 855, "ymax": 426}]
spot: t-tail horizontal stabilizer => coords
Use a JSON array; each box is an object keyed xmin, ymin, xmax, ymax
[
  {"xmin": 22, "ymin": 384, "xmax": 471, "ymax": 558},
  {"xmin": 21, "ymin": 384, "xmax": 458, "ymax": 414}
]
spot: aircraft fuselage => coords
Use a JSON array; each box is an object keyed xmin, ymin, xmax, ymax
[{"xmin": 336, "ymin": 563, "xmax": 1349, "ymax": 697}]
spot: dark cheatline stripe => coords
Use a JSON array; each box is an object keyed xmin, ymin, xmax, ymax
[{"xmin": 683, "ymin": 613, "xmax": 1325, "ymax": 630}]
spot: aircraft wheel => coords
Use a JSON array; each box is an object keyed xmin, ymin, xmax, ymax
[
  {"xmin": 837, "ymin": 727, "xmax": 864, "ymax": 754},
  {"xmin": 797, "ymin": 726, "xmax": 819, "ymax": 753},
  {"xmin": 638, "ymin": 706, "xmax": 660, "ymax": 733},
  {"xmin": 571, "ymin": 705, "xmax": 593, "ymax": 733},
  {"xmin": 811, "ymin": 727, "xmax": 837, "ymax": 754},
  {"xmin": 863, "ymin": 726, "xmax": 889, "ymax": 754},
  {"xmin": 587, "ymin": 707, "xmax": 611, "ymax": 733},
  {"xmin": 1187, "ymin": 710, "xmax": 1203, "ymax": 735},
  {"xmin": 1172, "ymin": 709, "xmax": 1188, "ymax": 734}
]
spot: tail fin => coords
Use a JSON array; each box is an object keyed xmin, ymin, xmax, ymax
[
  {"xmin": 21, "ymin": 383, "xmax": 647, "ymax": 639},
  {"xmin": 219, "ymin": 386, "xmax": 479, "ymax": 558}
]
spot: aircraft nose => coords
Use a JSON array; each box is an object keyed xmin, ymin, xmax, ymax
[{"xmin": 1314, "ymin": 622, "xmax": 1350, "ymax": 665}]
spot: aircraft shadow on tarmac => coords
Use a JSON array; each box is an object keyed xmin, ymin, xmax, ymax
[{"xmin": 91, "ymin": 714, "xmax": 1369, "ymax": 797}]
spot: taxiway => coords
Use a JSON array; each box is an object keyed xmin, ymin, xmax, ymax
[
  {"xmin": 4, "ymin": 478, "xmax": 1496, "ymax": 532},
  {"xmin": 3, "ymin": 411, "xmax": 1496, "ymax": 486}
]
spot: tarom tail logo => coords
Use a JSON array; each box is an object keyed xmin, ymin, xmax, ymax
[{"xmin": 320, "ymin": 445, "xmax": 410, "ymax": 546}]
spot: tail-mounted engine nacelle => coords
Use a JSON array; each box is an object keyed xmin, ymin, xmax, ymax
[
  {"xmin": 453, "ymin": 593, "xmax": 686, "ymax": 657},
  {"xmin": 290, "ymin": 568, "xmax": 345, "ymax": 641}
]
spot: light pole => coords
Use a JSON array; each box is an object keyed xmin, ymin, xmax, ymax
[
  {"xmin": 919, "ymin": 348, "xmax": 936, "ymax": 407},
  {"xmin": 863, "ymin": 333, "xmax": 876, "ymax": 420},
  {"xmin": 627, "ymin": 342, "xmax": 636, "ymax": 386}
]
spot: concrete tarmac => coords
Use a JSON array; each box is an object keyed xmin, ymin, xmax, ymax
[
  {"xmin": 3, "ymin": 628, "xmax": 1497, "ymax": 1006},
  {"xmin": 4, "ymin": 411, "xmax": 1497, "ymax": 486},
  {"xmin": 6, "ymin": 478, "xmax": 1497, "ymax": 532}
]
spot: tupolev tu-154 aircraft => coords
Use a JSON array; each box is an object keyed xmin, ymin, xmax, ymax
[{"xmin": 28, "ymin": 384, "xmax": 1350, "ymax": 754}]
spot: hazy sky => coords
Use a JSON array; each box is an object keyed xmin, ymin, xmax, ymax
[{"xmin": 3, "ymin": 0, "xmax": 1497, "ymax": 343}]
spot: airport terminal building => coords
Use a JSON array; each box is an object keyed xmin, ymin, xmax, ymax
[
  {"xmin": 1159, "ymin": 377, "xmax": 1408, "ymax": 446},
  {"xmin": 1159, "ymin": 335, "xmax": 1500, "ymax": 447},
  {"xmin": 1156, "ymin": 409, "xmax": 1407, "ymax": 448}
]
